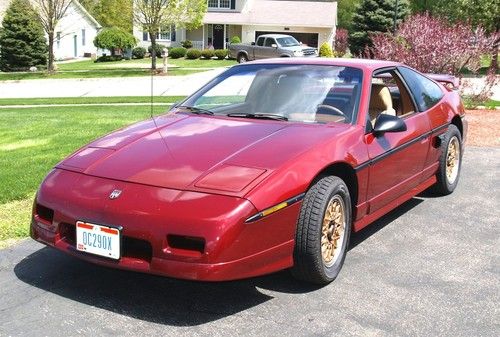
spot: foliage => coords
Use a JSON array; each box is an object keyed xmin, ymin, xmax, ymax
[
  {"xmin": 132, "ymin": 47, "xmax": 147, "ymax": 59},
  {"xmin": 181, "ymin": 40, "xmax": 193, "ymax": 49},
  {"xmin": 230, "ymin": 36, "xmax": 241, "ymax": 44},
  {"xmin": 95, "ymin": 55, "xmax": 123, "ymax": 62},
  {"xmin": 201, "ymin": 49, "xmax": 215, "ymax": 59},
  {"xmin": 80, "ymin": 0, "xmax": 133, "ymax": 32},
  {"xmin": 334, "ymin": 29, "xmax": 349, "ymax": 56},
  {"xmin": 185, "ymin": 49, "xmax": 202, "ymax": 59},
  {"xmin": 369, "ymin": 13, "xmax": 498, "ymax": 75},
  {"xmin": 0, "ymin": 0, "xmax": 47, "ymax": 72},
  {"xmin": 214, "ymin": 49, "xmax": 228, "ymax": 60},
  {"xmin": 169, "ymin": 47, "xmax": 187, "ymax": 59},
  {"xmin": 337, "ymin": 0, "xmax": 361, "ymax": 30},
  {"xmin": 148, "ymin": 43, "xmax": 167, "ymax": 58},
  {"xmin": 93, "ymin": 27, "xmax": 137, "ymax": 56},
  {"xmin": 134, "ymin": 0, "xmax": 207, "ymax": 69},
  {"xmin": 319, "ymin": 42, "xmax": 334, "ymax": 57},
  {"xmin": 348, "ymin": 0, "xmax": 410, "ymax": 56},
  {"xmin": 32, "ymin": 0, "xmax": 72, "ymax": 72}
]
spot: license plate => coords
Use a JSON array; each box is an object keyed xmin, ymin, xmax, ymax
[{"xmin": 76, "ymin": 221, "xmax": 121, "ymax": 260}]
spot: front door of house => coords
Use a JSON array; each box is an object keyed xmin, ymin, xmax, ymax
[
  {"xmin": 73, "ymin": 35, "xmax": 78, "ymax": 57},
  {"xmin": 213, "ymin": 24, "xmax": 224, "ymax": 49}
]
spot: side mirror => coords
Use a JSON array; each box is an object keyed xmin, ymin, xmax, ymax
[
  {"xmin": 271, "ymin": 43, "xmax": 278, "ymax": 48},
  {"xmin": 373, "ymin": 113, "xmax": 407, "ymax": 136},
  {"xmin": 251, "ymin": 42, "xmax": 255, "ymax": 45}
]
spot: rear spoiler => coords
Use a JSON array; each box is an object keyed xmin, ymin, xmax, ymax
[{"xmin": 426, "ymin": 74, "xmax": 459, "ymax": 90}]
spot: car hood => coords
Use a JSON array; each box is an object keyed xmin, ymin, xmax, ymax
[{"xmin": 57, "ymin": 113, "xmax": 349, "ymax": 196}]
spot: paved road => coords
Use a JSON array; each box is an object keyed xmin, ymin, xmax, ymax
[{"xmin": 0, "ymin": 147, "xmax": 498, "ymax": 337}]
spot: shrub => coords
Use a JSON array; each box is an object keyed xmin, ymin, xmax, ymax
[
  {"xmin": 230, "ymin": 36, "xmax": 241, "ymax": 44},
  {"xmin": 185, "ymin": 49, "xmax": 202, "ymax": 59},
  {"xmin": 201, "ymin": 49, "xmax": 215, "ymax": 59},
  {"xmin": 0, "ymin": 0, "xmax": 47, "ymax": 72},
  {"xmin": 132, "ymin": 47, "xmax": 146, "ymax": 59},
  {"xmin": 319, "ymin": 42, "xmax": 334, "ymax": 57},
  {"xmin": 214, "ymin": 49, "xmax": 228, "ymax": 60},
  {"xmin": 95, "ymin": 55, "xmax": 123, "ymax": 62},
  {"xmin": 169, "ymin": 47, "xmax": 187, "ymax": 59},
  {"xmin": 93, "ymin": 27, "xmax": 136, "ymax": 56},
  {"xmin": 181, "ymin": 40, "xmax": 193, "ymax": 49},
  {"xmin": 148, "ymin": 43, "xmax": 167, "ymax": 58},
  {"xmin": 334, "ymin": 28, "xmax": 349, "ymax": 57}
]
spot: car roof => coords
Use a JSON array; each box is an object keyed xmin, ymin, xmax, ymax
[
  {"xmin": 245, "ymin": 57, "xmax": 402, "ymax": 71},
  {"xmin": 257, "ymin": 34, "xmax": 295, "ymax": 39}
]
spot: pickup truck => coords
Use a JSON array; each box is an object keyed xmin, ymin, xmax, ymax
[{"xmin": 228, "ymin": 34, "xmax": 317, "ymax": 63}]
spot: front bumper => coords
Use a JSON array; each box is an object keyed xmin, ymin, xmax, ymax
[{"xmin": 31, "ymin": 169, "xmax": 299, "ymax": 281}]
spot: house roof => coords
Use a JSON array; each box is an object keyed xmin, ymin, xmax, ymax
[
  {"xmin": 203, "ymin": 0, "xmax": 337, "ymax": 28},
  {"xmin": 72, "ymin": 0, "xmax": 101, "ymax": 29}
]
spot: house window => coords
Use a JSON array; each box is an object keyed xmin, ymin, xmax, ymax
[
  {"xmin": 82, "ymin": 29, "xmax": 86, "ymax": 46},
  {"xmin": 56, "ymin": 32, "xmax": 61, "ymax": 48},
  {"xmin": 208, "ymin": 0, "xmax": 230, "ymax": 9},
  {"xmin": 143, "ymin": 26, "xmax": 176, "ymax": 41}
]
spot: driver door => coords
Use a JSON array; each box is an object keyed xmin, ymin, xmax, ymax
[{"xmin": 365, "ymin": 68, "xmax": 431, "ymax": 213}]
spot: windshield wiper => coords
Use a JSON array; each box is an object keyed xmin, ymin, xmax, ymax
[
  {"xmin": 226, "ymin": 113, "xmax": 288, "ymax": 121},
  {"xmin": 176, "ymin": 105, "xmax": 214, "ymax": 115}
]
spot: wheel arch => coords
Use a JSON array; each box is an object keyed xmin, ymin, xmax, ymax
[
  {"xmin": 309, "ymin": 162, "xmax": 359, "ymax": 219},
  {"xmin": 237, "ymin": 51, "xmax": 249, "ymax": 59},
  {"xmin": 451, "ymin": 115, "xmax": 463, "ymax": 138}
]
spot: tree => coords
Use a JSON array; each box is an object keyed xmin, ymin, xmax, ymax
[
  {"xmin": 0, "ymin": 0, "xmax": 47, "ymax": 72},
  {"xmin": 337, "ymin": 0, "xmax": 361, "ymax": 30},
  {"xmin": 93, "ymin": 27, "xmax": 136, "ymax": 56},
  {"xmin": 32, "ymin": 0, "xmax": 72, "ymax": 72},
  {"xmin": 134, "ymin": 0, "xmax": 207, "ymax": 70},
  {"xmin": 348, "ymin": 0, "xmax": 410, "ymax": 56},
  {"xmin": 80, "ymin": 0, "xmax": 133, "ymax": 32},
  {"xmin": 334, "ymin": 28, "xmax": 349, "ymax": 56}
]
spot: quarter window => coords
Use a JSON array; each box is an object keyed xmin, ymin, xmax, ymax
[{"xmin": 398, "ymin": 67, "xmax": 444, "ymax": 111}]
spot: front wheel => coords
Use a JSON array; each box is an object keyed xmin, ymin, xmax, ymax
[
  {"xmin": 433, "ymin": 124, "xmax": 462, "ymax": 195},
  {"xmin": 291, "ymin": 176, "xmax": 352, "ymax": 284}
]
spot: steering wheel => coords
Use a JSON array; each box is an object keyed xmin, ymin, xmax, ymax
[{"xmin": 316, "ymin": 104, "xmax": 347, "ymax": 120}]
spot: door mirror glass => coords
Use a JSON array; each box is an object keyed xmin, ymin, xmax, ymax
[
  {"xmin": 373, "ymin": 113, "xmax": 407, "ymax": 136},
  {"xmin": 251, "ymin": 42, "xmax": 255, "ymax": 45}
]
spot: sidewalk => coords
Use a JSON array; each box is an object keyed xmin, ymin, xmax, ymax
[{"xmin": 0, "ymin": 68, "xmax": 226, "ymax": 98}]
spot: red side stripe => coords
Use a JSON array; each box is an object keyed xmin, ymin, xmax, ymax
[
  {"xmin": 100, "ymin": 227, "xmax": 118, "ymax": 235},
  {"xmin": 77, "ymin": 222, "xmax": 93, "ymax": 230}
]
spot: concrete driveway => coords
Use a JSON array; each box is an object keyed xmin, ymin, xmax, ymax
[{"xmin": 0, "ymin": 147, "xmax": 498, "ymax": 337}]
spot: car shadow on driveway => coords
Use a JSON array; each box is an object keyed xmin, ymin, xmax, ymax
[{"xmin": 13, "ymin": 197, "xmax": 424, "ymax": 326}]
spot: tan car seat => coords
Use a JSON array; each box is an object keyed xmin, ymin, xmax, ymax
[{"xmin": 369, "ymin": 83, "xmax": 396, "ymax": 124}]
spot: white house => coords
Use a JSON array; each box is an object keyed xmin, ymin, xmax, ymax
[
  {"xmin": 0, "ymin": 0, "xmax": 101, "ymax": 60},
  {"xmin": 134, "ymin": 0, "xmax": 337, "ymax": 50}
]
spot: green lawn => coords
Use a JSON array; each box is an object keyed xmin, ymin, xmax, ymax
[
  {"xmin": 0, "ymin": 99, "xmax": 181, "ymax": 247},
  {"xmin": 0, "ymin": 96, "xmax": 185, "ymax": 106},
  {"xmin": 0, "ymin": 58, "xmax": 237, "ymax": 81}
]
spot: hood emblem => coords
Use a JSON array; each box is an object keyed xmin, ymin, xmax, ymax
[{"xmin": 109, "ymin": 189, "xmax": 122, "ymax": 200}]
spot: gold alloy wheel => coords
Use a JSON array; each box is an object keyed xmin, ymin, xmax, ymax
[
  {"xmin": 321, "ymin": 195, "xmax": 346, "ymax": 267},
  {"xmin": 446, "ymin": 136, "xmax": 460, "ymax": 184}
]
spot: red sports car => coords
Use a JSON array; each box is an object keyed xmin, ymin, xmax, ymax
[{"xmin": 31, "ymin": 58, "xmax": 467, "ymax": 284}]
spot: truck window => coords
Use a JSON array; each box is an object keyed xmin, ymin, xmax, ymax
[
  {"xmin": 264, "ymin": 38, "xmax": 276, "ymax": 47},
  {"xmin": 256, "ymin": 37, "xmax": 265, "ymax": 46}
]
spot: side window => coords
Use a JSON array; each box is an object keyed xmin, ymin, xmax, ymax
[
  {"xmin": 264, "ymin": 38, "xmax": 275, "ymax": 47},
  {"xmin": 399, "ymin": 67, "xmax": 444, "ymax": 111},
  {"xmin": 256, "ymin": 37, "xmax": 265, "ymax": 46}
]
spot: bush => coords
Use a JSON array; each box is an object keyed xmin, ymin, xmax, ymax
[
  {"xmin": 334, "ymin": 28, "xmax": 349, "ymax": 57},
  {"xmin": 93, "ymin": 27, "xmax": 136, "ymax": 56},
  {"xmin": 148, "ymin": 43, "xmax": 167, "ymax": 58},
  {"xmin": 201, "ymin": 49, "xmax": 215, "ymax": 59},
  {"xmin": 169, "ymin": 47, "xmax": 187, "ymax": 59},
  {"xmin": 230, "ymin": 36, "xmax": 241, "ymax": 44},
  {"xmin": 185, "ymin": 49, "xmax": 202, "ymax": 59},
  {"xmin": 95, "ymin": 55, "xmax": 123, "ymax": 62},
  {"xmin": 319, "ymin": 42, "xmax": 334, "ymax": 57},
  {"xmin": 0, "ymin": 0, "xmax": 47, "ymax": 72},
  {"xmin": 214, "ymin": 49, "xmax": 228, "ymax": 60},
  {"xmin": 132, "ymin": 47, "xmax": 146, "ymax": 59},
  {"xmin": 181, "ymin": 40, "xmax": 193, "ymax": 49}
]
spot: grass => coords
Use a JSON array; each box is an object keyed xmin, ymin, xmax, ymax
[
  {"xmin": 0, "ymin": 96, "xmax": 185, "ymax": 106},
  {"xmin": 0, "ymin": 101, "xmax": 173, "ymax": 245},
  {"xmin": 0, "ymin": 58, "xmax": 236, "ymax": 80}
]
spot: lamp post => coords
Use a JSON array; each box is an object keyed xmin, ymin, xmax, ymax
[{"xmin": 393, "ymin": 0, "xmax": 399, "ymax": 35}]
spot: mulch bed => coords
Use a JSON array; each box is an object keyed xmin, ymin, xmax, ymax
[{"xmin": 465, "ymin": 109, "xmax": 499, "ymax": 147}]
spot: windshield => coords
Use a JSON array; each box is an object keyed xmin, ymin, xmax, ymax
[
  {"xmin": 180, "ymin": 64, "xmax": 363, "ymax": 124},
  {"xmin": 276, "ymin": 37, "xmax": 300, "ymax": 47}
]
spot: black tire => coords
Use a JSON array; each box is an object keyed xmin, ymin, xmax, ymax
[
  {"xmin": 237, "ymin": 53, "xmax": 248, "ymax": 63},
  {"xmin": 291, "ymin": 176, "xmax": 352, "ymax": 284},
  {"xmin": 433, "ymin": 124, "xmax": 462, "ymax": 195}
]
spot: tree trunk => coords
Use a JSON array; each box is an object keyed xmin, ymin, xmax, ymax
[
  {"xmin": 150, "ymin": 34, "xmax": 157, "ymax": 70},
  {"xmin": 47, "ymin": 31, "xmax": 54, "ymax": 73},
  {"xmin": 491, "ymin": 34, "xmax": 499, "ymax": 72}
]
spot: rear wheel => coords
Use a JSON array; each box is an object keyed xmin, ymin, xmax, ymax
[
  {"xmin": 237, "ymin": 53, "xmax": 248, "ymax": 63},
  {"xmin": 433, "ymin": 124, "xmax": 462, "ymax": 195},
  {"xmin": 292, "ymin": 176, "xmax": 352, "ymax": 284}
]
